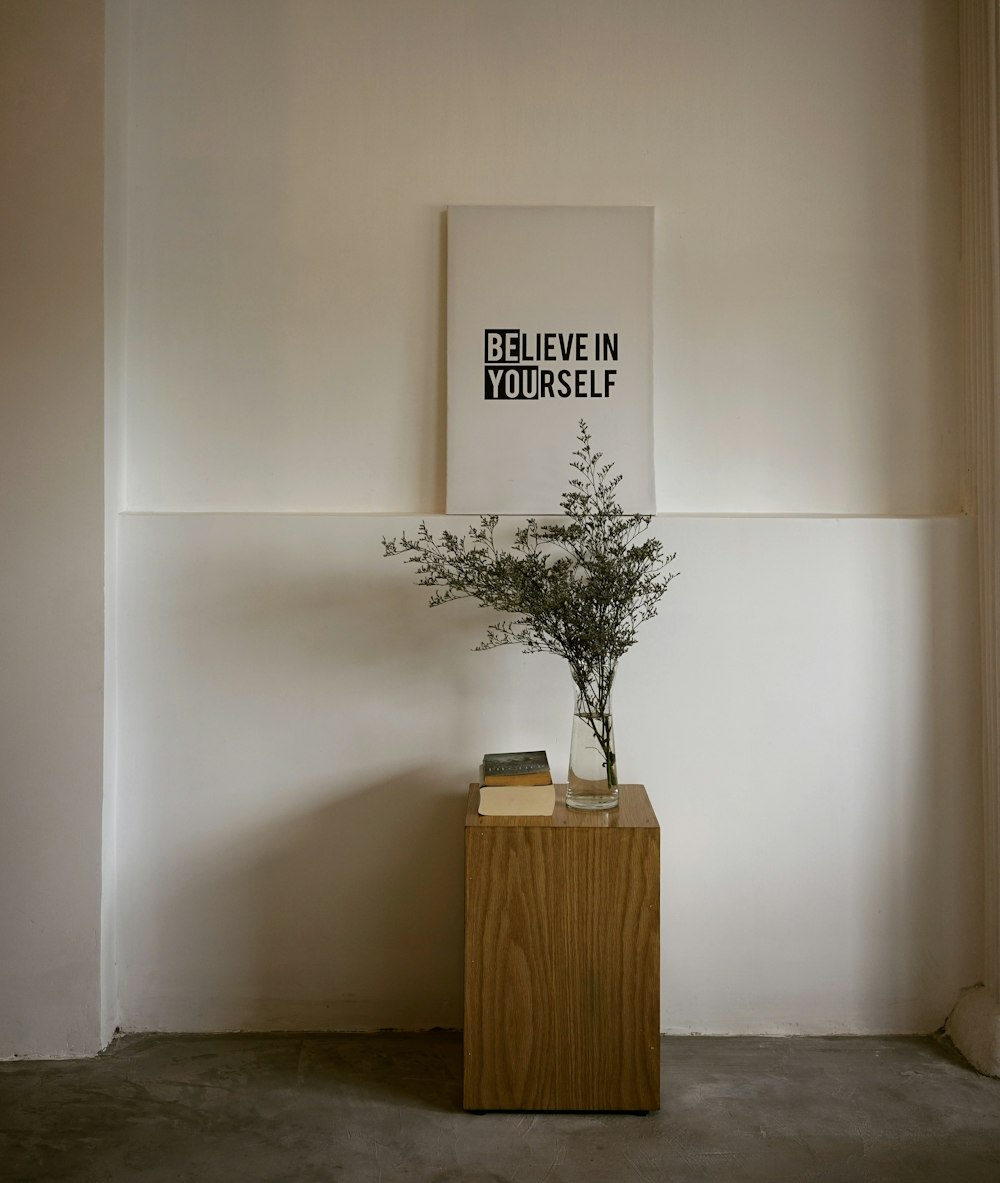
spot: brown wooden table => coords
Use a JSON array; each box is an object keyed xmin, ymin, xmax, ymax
[{"xmin": 463, "ymin": 783, "xmax": 660, "ymax": 1112}]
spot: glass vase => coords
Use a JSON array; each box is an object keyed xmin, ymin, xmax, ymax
[{"xmin": 566, "ymin": 685, "xmax": 618, "ymax": 811}]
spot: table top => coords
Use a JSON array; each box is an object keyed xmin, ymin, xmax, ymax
[{"xmin": 465, "ymin": 783, "xmax": 658, "ymax": 829}]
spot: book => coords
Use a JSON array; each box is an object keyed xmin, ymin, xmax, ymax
[
  {"xmin": 481, "ymin": 750, "xmax": 552, "ymax": 786},
  {"xmin": 478, "ymin": 783, "xmax": 556, "ymax": 816}
]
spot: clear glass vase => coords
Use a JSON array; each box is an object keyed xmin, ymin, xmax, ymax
[{"xmin": 567, "ymin": 684, "xmax": 619, "ymax": 811}]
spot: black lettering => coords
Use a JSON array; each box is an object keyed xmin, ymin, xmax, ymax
[
  {"xmin": 485, "ymin": 329, "xmax": 520, "ymax": 363},
  {"xmin": 484, "ymin": 366, "xmax": 538, "ymax": 399},
  {"xmin": 485, "ymin": 331, "xmax": 504, "ymax": 363}
]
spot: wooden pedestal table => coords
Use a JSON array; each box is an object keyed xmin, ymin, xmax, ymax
[{"xmin": 463, "ymin": 783, "xmax": 660, "ymax": 1112}]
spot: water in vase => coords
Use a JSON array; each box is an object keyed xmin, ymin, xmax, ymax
[{"xmin": 567, "ymin": 708, "xmax": 619, "ymax": 811}]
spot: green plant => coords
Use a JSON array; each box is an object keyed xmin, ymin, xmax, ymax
[{"xmin": 382, "ymin": 421, "xmax": 677, "ymax": 784}]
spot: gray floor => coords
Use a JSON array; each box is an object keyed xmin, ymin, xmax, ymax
[{"xmin": 2, "ymin": 1033, "xmax": 999, "ymax": 1182}]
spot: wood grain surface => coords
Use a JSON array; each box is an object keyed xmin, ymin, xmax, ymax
[
  {"xmin": 466, "ymin": 783, "xmax": 658, "ymax": 829},
  {"xmin": 464, "ymin": 785, "xmax": 659, "ymax": 1111}
]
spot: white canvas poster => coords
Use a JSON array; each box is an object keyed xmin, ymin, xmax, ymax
[{"xmin": 446, "ymin": 205, "xmax": 654, "ymax": 515}]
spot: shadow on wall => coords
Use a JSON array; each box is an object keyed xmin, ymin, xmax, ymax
[
  {"xmin": 158, "ymin": 523, "xmax": 502, "ymax": 773},
  {"xmin": 175, "ymin": 539, "xmax": 484, "ymax": 673},
  {"xmin": 166, "ymin": 770, "xmax": 467, "ymax": 1032},
  {"xmin": 865, "ymin": 519, "xmax": 983, "ymax": 1027},
  {"xmin": 119, "ymin": 518, "xmax": 563, "ymax": 1032}
]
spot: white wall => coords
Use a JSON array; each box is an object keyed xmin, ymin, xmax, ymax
[
  {"xmin": 111, "ymin": 0, "xmax": 980, "ymax": 1035},
  {"xmin": 0, "ymin": 0, "xmax": 105, "ymax": 1058},
  {"xmin": 117, "ymin": 515, "xmax": 981, "ymax": 1035},
  {"xmin": 121, "ymin": 0, "xmax": 960, "ymax": 516}
]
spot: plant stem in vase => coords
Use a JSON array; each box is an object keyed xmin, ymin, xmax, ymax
[{"xmin": 567, "ymin": 671, "xmax": 618, "ymax": 810}]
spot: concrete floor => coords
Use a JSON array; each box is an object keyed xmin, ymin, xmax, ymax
[{"xmin": 1, "ymin": 1033, "xmax": 999, "ymax": 1182}]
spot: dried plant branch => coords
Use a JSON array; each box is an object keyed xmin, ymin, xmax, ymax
[{"xmin": 383, "ymin": 421, "xmax": 678, "ymax": 780}]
